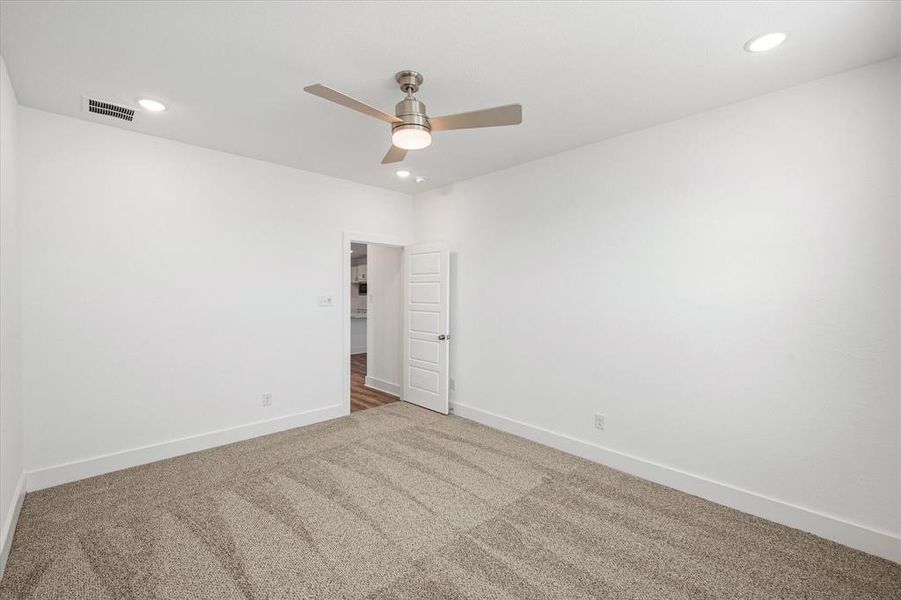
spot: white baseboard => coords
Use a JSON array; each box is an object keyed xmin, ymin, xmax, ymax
[
  {"xmin": 351, "ymin": 347, "xmax": 367, "ymax": 355},
  {"xmin": 450, "ymin": 401, "xmax": 900, "ymax": 564},
  {"xmin": 26, "ymin": 404, "xmax": 345, "ymax": 492},
  {"xmin": 0, "ymin": 472, "xmax": 26, "ymax": 578},
  {"xmin": 364, "ymin": 375, "xmax": 401, "ymax": 397}
]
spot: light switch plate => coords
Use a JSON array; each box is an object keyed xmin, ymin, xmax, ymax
[{"xmin": 318, "ymin": 295, "xmax": 335, "ymax": 307}]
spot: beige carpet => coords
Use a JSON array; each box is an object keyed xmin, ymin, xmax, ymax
[{"xmin": 1, "ymin": 402, "xmax": 898, "ymax": 599}]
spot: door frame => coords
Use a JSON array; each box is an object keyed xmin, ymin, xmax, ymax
[{"xmin": 341, "ymin": 231, "xmax": 409, "ymax": 416}]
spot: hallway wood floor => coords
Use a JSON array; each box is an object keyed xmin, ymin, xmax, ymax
[{"xmin": 351, "ymin": 353, "xmax": 400, "ymax": 412}]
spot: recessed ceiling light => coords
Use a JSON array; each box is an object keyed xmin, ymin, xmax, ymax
[
  {"xmin": 415, "ymin": 176, "xmax": 426, "ymax": 183},
  {"xmin": 137, "ymin": 98, "xmax": 167, "ymax": 112},
  {"xmin": 395, "ymin": 170, "xmax": 411, "ymax": 178},
  {"xmin": 744, "ymin": 32, "xmax": 787, "ymax": 53}
]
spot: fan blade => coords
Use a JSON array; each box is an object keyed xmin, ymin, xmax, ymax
[
  {"xmin": 381, "ymin": 145, "xmax": 407, "ymax": 164},
  {"xmin": 429, "ymin": 104, "xmax": 522, "ymax": 132},
  {"xmin": 304, "ymin": 84, "xmax": 402, "ymax": 124}
]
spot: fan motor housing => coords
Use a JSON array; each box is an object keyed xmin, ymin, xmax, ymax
[{"xmin": 393, "ymin": 98, "xmax": 430, "ymax": 133}]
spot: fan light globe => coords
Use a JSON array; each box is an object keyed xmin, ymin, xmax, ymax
[{"xmin": 392, "ymin": 125, "xmax": 432, "ymax": 150}]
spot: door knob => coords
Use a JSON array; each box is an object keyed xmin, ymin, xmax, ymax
[{"xmin": 438, "ymin": 334, "xmax": 449, "ymax": 341}]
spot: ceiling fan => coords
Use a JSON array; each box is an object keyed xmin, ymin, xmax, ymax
[{"xmin": 304, "ymin": 70, "xmax": 522, "ymax": 164}]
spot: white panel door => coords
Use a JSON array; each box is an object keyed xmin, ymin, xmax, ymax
[{"xmin": 403, "ymin": 242, "xmax": 450, "ymax": 414}]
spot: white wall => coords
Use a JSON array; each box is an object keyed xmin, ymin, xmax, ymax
[
  {"xmin": 0, "ymin": 55, "xmax": 25, "ymax": 574},
  {"xmin": 18, "ymin": 108, "xmax": 413, "ymax": 483},
  {"xmin": 414, "ymin": 60, "xmax": 900, "ymax": 558},
  {"xmin": 366, "ymin": 244, "xmax": 402, "ymax": 394}
]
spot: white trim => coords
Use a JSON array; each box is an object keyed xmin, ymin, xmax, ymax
[
  {"xmin": 351, "ymin": 346, "xmax": 367, "ymax": 355},
  {"xmin": 364, "ymin": 375, "xmax": 401, "ymax": 397},
  {"xmin": 0, "ymin": 472, "xmax": 26, "ymax": 578},
  {"xmin": 450, "ymin": 401, "xmax": 901, "ymax": 564},
  {"xmin": 342, "ymin": 231, "xmax": 409, "ymax": 417},
  {"xmin": 25, "ymin": 404, "xmax": 344, "ymax": 492}
]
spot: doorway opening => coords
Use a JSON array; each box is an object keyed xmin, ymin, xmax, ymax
[
  {"xmin": 349, "ymin": 241, "xmax": 403, "ymax": 413},
  {"xmin": 343, "ymin": 232, "xmax": 450, "ymax": 416}
]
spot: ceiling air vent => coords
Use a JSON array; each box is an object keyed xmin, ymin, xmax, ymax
[{"xmin": 82, "ymin": 97, "xmax": 135, "ymax": 122}]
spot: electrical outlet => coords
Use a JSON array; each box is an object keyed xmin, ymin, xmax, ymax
[
  {"xmin": 262, "ymin": 393, "xmax": 272, "ymax": 407},
  {"xmin": 449, "ymin": 378, "xmax": 456, "ymax": 390},
  {"xmin": 594, "ymin": 413, "xmax": 605, "ymax": 431}
]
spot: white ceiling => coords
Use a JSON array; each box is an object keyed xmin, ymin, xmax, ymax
[{"xmin": 1, "ymin": 1, "xmax": 898, "ymax": 194}]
